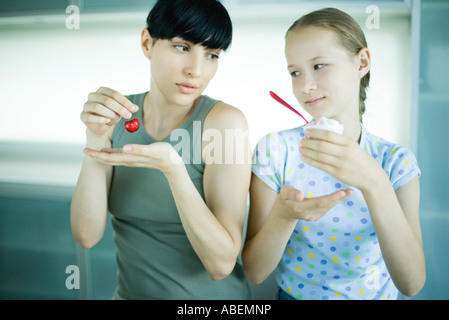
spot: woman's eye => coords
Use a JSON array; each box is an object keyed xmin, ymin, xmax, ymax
[
  {"xmin": 314, "ymin": 64, "xmax": 326, "ymax": 70},
  {"xmin": 174, "ymin": 45, "xmax": 189, "ymax": 52},
  {"xmin": 207, "ymin": 53, "xmax": 220, "ymax": 60}
]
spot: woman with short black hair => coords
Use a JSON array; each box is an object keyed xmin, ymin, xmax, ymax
[{"xmin": 71, "ymin": 0, "xmax": 251, "ymax": 300}]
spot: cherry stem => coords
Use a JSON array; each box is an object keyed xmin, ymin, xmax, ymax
[{"xmin": 269, "ymin": 91, "xmax": 309, "ymax": 124}]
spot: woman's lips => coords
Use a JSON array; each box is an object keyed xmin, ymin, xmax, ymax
[
  {"xmin": 177, "ymin": 83, "xmax": 198, "ymax": 94},
  {"xmin": 305, "ymin": 97, "xmax": 325, "ymax": 107}
]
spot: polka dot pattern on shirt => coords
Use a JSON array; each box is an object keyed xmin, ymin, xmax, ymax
[{"xmin": 252, "ymin": 124, "xmax": 420, "ymax": 300}]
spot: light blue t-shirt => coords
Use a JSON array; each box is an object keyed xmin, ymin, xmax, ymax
[{"xmin": 252, "ymin": 124, "xmax": 421, "ymax": 300}]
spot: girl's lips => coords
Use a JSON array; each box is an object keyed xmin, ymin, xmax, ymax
[
  {"xmin": 305, "ymin": 97, "xmax": 325, "ymax": 107},
  {"xmin": 177, "ymin": 83, "xmax": 198, "ymax": 94}
]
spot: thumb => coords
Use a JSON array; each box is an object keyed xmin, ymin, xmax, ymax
[
  {"xmin": 293, "ymin": 189, "xmax": 305, "ymax": 202},
  {"xmin": 281, "ymin": 185, "xmax": 304, "ymax": 202}
]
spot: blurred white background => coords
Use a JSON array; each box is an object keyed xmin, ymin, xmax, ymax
[{"xmin": 0, "ymin": 3, "xmax": 411, "ymax": 149}]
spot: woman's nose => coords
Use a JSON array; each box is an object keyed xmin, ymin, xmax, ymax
[{"xmin": 184, "ymin": 52, "xmax": 202, "ymax": 78}]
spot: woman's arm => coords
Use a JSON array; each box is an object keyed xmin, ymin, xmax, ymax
[
  {"xmin": 163, "ymin": 103, "xmax": 252, "ymax": 280},
  {"xmin": 83, "ymin": 102, "xmax": 252, "ymax": 280},
  {"xmin": 70, "ymin": 133, "xmax": 112, "ymax": 248},
  {"xmin": 70, "ymin": 87, "xmax": 138, "ymax": 248}
]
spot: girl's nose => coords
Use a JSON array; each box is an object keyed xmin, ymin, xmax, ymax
[{"xmin": 301, "ymin": 73, "xmax": 318, "ymax": 93}]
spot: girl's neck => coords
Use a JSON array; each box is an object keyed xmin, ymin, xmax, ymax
[
  {"xmin": 335, "ymin": 111, "xmax": 362, "ymax": 143},
  {"xmin": 344, "ymin": 118, "xmax": 362, "ymax": 143}
]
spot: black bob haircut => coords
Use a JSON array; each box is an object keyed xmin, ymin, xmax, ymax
[{"xmin": 146, "ymin": 0, "xmax": 233, "ymax": 51}]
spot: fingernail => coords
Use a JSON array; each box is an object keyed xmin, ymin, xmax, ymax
[{"xmin": 123, "ymin": 145, "xmax": 132, "ymax": 152}]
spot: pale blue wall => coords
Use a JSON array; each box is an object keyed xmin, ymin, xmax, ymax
[{"xmin": 411, "ymin": 0, "xmax": 449, "ymax": 300}]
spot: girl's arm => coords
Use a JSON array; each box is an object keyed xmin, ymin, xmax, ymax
[
  {"xmin": 83, "ymin": 103, "xmax": 252, "ymax": 280},
  {"xmin": 242, "ymin": 176, "xmax": 297, "ymax": 284},
  {"xmin": 242, "ymin": 175, "xmax": 353, "ymax": 284},
  {"xmin": 300, "ymin": 128, "xmax": 426, "ymax": 296},
  {"xmin": 361, "ymin": 175, "xmax": 425, "ymax": 296}
]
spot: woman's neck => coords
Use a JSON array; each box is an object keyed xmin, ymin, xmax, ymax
[{"xmin": 142, "ymin": 90, "xmax": 199, "ymax": 141}]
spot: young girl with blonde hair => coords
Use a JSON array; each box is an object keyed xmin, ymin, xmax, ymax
[{"xmin": 243, "ymin": 8, "xmax": 425, "ymax": 300}]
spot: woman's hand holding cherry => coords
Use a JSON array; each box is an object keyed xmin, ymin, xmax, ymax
[{"xmin": 80, "ymin": 87, "xmax": 139, "ymax": 138}]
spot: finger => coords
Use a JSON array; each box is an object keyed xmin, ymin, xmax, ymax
[
  {"xmin": 87, "ymin": 92, "xmax": 133, "ymax": 120},
  {"xmin": 123, "ymin": 143, "xmax": 168, "ymax": 160},
  {"xmin": 280, "ymin": 186, "xmax": 305, "ymax": 204},
  {"xmin": 100, "ymin": 147, "xmax": 123, "ymax": 153},
  {"xmin": 84, "ymin": 147, "xmax": 147, "ymax": 167},
  {"xmin": 304, "ymin": 189, "xmax": 352, "ymax": 210},
  {"xmin": 294, "ymin": 190, "xmax": 305, "ymax": 202},
  {"xmin": 301, "ymin": 153, "xmax": 336, "ymax": 175},
  {"xmin": 300, "ymin": 144, "xmax": 339, "ymax": 165},
  {"xmin": 80, "ymin": 111, "xmax": 112, "ymax": 124},
  {"xmin": 83, "ymin": 148, "xmax": 128, "ymax": 166},
  {"xmin": 324, "ymin": 188, "xmax": 353, "ymax": 201},
  {"xmin": 84, "ymin": 147, "xmax": 120, "ymax": 160},
  {"xmin": 288, "ymin": 189, "xmax": 350, "ymax": 221},
  {"xmin": 304, "ymin": 128, "xmax": 346, "ymax": 145},
  {"xmin": 83, "ymin": 101, "xmax": 121, "ymax": 122},
  {"xmin": 300, "ymin": 138, "xmax": 343, "ymax": 157},
  {"xmin": 280, "ymin": 185, "xmax": 298, "ymax": 201},
  {"xmin": 97, "ymin": 87, "xmax": 139, "ymax": 116},
  {"xmin": 98, "ymin": 87, "xmax": 138, "ymax": 112}
]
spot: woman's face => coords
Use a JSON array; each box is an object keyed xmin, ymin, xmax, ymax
[
  {"xmin": 143, "ymin": 31, "xmax": 221, "ymax": 107},
  {"xmin": 285, "ymin": 26, "xmax": 367, "ymax": 123}
]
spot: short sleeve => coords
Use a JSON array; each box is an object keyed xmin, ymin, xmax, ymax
[
  {"xmin": 385, "ymin": 146, "xmax": 421, "ymax": 190},
  {"xmin": 252, "ymin": 133, "xmax": 286, "ymax": 193}
]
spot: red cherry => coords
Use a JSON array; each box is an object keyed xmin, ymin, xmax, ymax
[{"xmin": 124, "ymin": 118, "xmax": 140, "ymax": 133}]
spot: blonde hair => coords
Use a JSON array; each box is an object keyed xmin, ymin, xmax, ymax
[{"xmin": 287, "ymin": 8, "xmax": 369, "ymax": 122}]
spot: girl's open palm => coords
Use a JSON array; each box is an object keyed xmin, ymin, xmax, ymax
[{"xmin": 277, "ymin": 185, "xmax": 354, "ymax": 221}]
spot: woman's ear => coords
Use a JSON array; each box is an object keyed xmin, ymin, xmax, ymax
[
  {"xmin": 141, "ymin": 28, "xmax": 153, "ymax": 60},
  {"xmin": 358, "ymin": 47, "xmax": 370, "ymax": 79}
]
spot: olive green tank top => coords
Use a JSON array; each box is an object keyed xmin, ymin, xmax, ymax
[{"xmin": 108, "ymin": 92, "xmax": 250, "ymax": 299}]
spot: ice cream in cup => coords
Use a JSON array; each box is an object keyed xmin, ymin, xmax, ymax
[{"xmin": 305, "ymin": 117, "xmax": 344, "ymax": 134}]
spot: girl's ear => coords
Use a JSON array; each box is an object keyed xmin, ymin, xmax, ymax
[
  {"xmin": 357, "ymin": 47, "xmax": 370, "ymax": 79},
  {"xmin": 141, "ymin": 28, "xmax": 153, "ymax": 60}
]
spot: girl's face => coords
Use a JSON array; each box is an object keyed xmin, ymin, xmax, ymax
[
  {"xmin": 142, "ymin": 30, "xmax": 222, "ymax": 107},
  {"xmin": 285, "ymin": 26, "xmax": 369, "ymax": 123}
]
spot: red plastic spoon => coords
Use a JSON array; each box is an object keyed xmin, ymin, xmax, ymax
[{"xmin": 269, "ymin": 91, "xmax": 309, "ymax": 124}]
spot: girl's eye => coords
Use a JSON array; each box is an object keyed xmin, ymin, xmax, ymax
[
  {"xmin": 314, "ymin": 64, "xmax": 326, "ymax": 70},
  {"xmin": 290, "ymin": 71, "xmax": 301, "ymax": 77}
]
